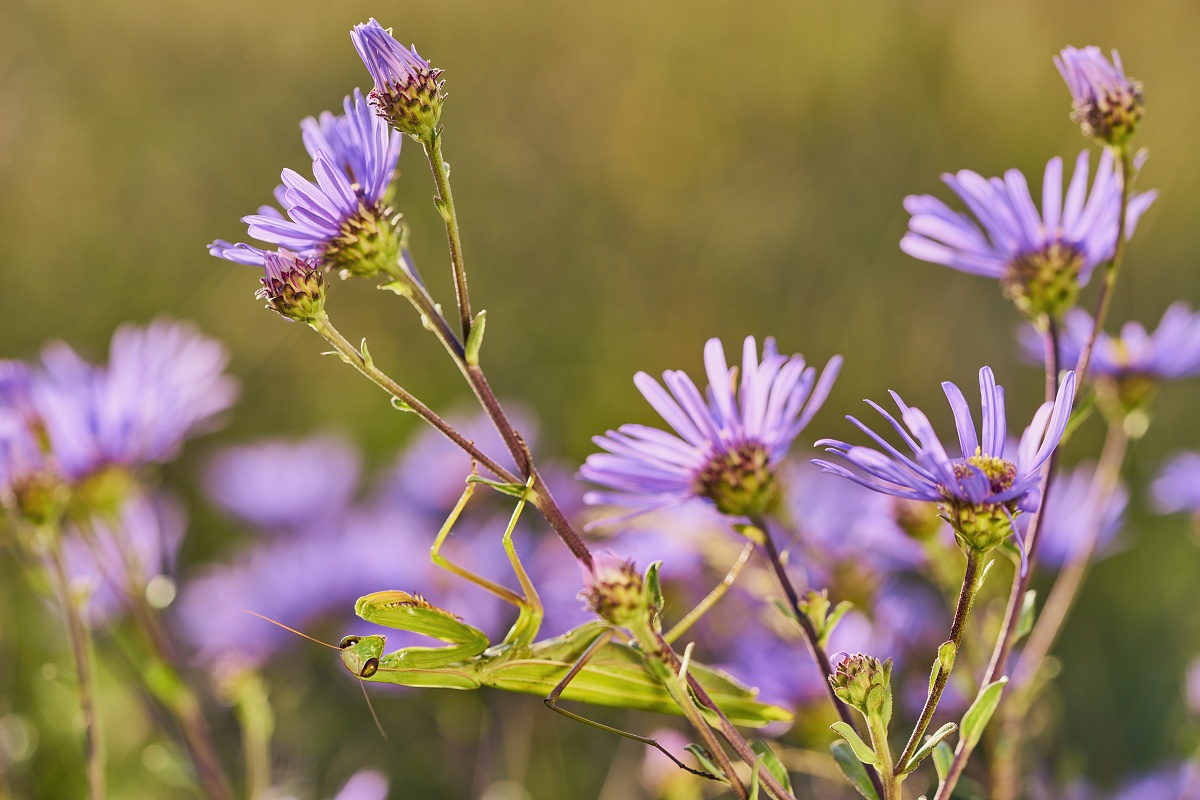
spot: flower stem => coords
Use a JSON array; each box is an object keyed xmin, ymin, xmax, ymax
[
  {"xmin": 935, "ymin": 282, "xmax": 1074, "ymax": 799},
  {"xmin": 1074, "ymin": 145, "xmax": 1134, "ymax": 388},
  {"xmin": 895, "ymin": 550, "xmax": 982, "ymax": 773},
  {"xmin": 422, "ymin": 130, "xmax": 473, "ymax": 341},
  {"xmin": 46, "ymin": 541, "xmax": 105, "ymax": 800},
  {"xmin": 867, "ymin": 714, "xmax": 899, "ymax": 800},
  {"xmin": 309, "ymin": 313, "xmax": 519, "ymax": 484},
  {"xmin": 752, "ymin": 516, "xmax": 886, "ymax": 800}
]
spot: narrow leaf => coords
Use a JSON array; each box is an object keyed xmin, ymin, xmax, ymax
[
  {"xmin": 932, "ymin": 742, "xmax": 954, "ymax": 783},
  {"xmin": 960, "ymin": 677, "xmax": 1008, "ymax": 748},
  {"xmin": 1015, "ymin": 590, "xmax": 1038, "ymax": 643},
  {"xmin": 830, "ymin": 721, "xmax": 878, "ymax": 766},
  {"xmin": 901, "ymin": 722, "xmax": 958, "ymax": 774},
  {"xmin": 831, "ymin": 741, "xmax": 881, "ymax": 800},
  {"xmin": 684, "ymin": 744, "xmax": 725, "ymax": 780},
  {"xmin": 750, "ymin": 741, "xmax": 794, "ymax": 795},
  {"xmin": 748, "ymin": 754, "xmax": 762, "ymax": 800},
  {"xmin": 464, "ymin": 310, "xmax": 487, "ymax": 365}
]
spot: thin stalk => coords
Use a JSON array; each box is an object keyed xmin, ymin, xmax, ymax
[
  {"xmin": 867, "ymin": 714, "xmax": 898, "ymax": 800},
  {"xmin": 309, "ymin": 313, "xmax": 518, "ymax": 484},
  {"xmin": 1073, "ymin": 146, "xmax": 1134, "ymax": 389},
  {"xmin": 232, "ymin": 672, "xmax": 274, "ymax": 800},
  {"xmin": 47, "ymin": 544, "xmax": 104, "ymax": 800},
  {"xmin": 422, "ymin": 131, "xmax": 473, "ymax": 340},
  {"xmin": 895, "ymin": 551, "xmax": 981, "ymax": 774},
  {"xmin": 1013, "ymin": 421, "xmax": 1128, "ymax": 687},
  {"xmin": 753, "ymin": 516, "xmax": 886, "ymax": 800}
]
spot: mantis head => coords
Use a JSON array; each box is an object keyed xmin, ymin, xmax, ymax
[{"xmin": 339, "ymin": 634, "xmax": 386, "ymax": 679}]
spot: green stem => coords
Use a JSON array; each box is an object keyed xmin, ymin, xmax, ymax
[
  {"xmin": 1073, "ymin": 145, "xmax": 1134, "ymax": 389},
  {"xmin": 867, "ymin": 714, "xmax": 898, "ymax": 800},
  {"xmin": 232, "ymin": 672, "xmax": 274, "ymax": 800},
  {"xmin": 895, "ymin": 551, "xmax": 981, "ymax": 773},
  {"xmin": 422, "ymin": 131, "xmax": 473, "ymax": 341},
  {"xmin": 46, "ymin": 541, "xmax": 105, "ymax": 800},
  {"xmin": 936, "ymin": 147, "xmax": 1133, "ymax": 800},
  {"xmin": 309, "ymin": 313, "xmax": 518, "ymax": 484}
]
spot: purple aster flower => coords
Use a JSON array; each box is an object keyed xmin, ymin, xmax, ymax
[
  {"xmin": 1151, "ymin": 452, "xmax": 1200, "ymax": 514},
  {"xmin": 1025, "ymin": 463, "xmax": 1127, "ymax": 569},
  {"xmin": 1021, "ymin": 303, "xmax": 1200, "ymax": 383},
  {"xmin": 209, "ymin": 90, "xmax": 403, "ymax": 278},
  {"xmin": 350, "ymin": 19, "xmax": 443, "ymax": 139},
  {"xmin": 30, "ymin": 320, "xmax": 237, "ymax": 481},
  {"xmin": 61, "ymin": 492, "xmax": 186, "ymax": 625},
  {"xmin": 815, "ymin": 366, "xmax": 1076, "ymax": 564},
  {"xmin": 581, "ymin": 336, "xmax": 842, "ymax": 521},
  {"xmin": 203, "ymin": 434, "xmax": 361, "ymax": 532},
  {"xmin": 1055, "ymin": 46, "xmax": 1144, "ymax": 145},
  {"xmin": 901, "ymin": 150, "xmax": 1156, "ymax": 318}
]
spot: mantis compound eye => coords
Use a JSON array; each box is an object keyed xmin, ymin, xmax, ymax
[
  {"xmin": 339, "ymin": 636, "xmax": 361, "ymax": 649},
  {"xmin": 360, "ymin": 657, "xmax": 380, "ymax": 678}
]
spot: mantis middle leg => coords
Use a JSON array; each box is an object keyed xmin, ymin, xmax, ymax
[
  {"xmin": 427, "ymin": 472, "xmax": 543, "ymax": 648},
  {"xmin": 664, "ymin": 541, "xmax": 756, "ymax": 644}
]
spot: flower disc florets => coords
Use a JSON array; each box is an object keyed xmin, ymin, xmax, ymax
[
  {"xmin": 816, "ymin": 367, "xmax": 1076, "ymax": 565},
  {"xmin": 257, "ymin": 251, "xmax": 326, "ymax": 323},
  {"xmin": 582, "ymin": 336, "xmax": 841, "ymax": 524},
  {"xmin": 351, "ymin": 19, "xmax": 444, "ymax": 141},
  {"xmin": 1055, "ymin": 46, "xmax": 1144, "ymax": 146},
  {"xmin": 1004, "ymin": 242, "xmax": 1086, "ymax": 319},
  {"xmin": 579, "ymin": 552, "xmax": 647, "ymax": 627},
  {"xmin": 693, "ymin": 440, "xmax": 779, "ymax": 517},
  {"xmin": 829, "ymin": 653, "xmax": 892, "ymax": 719}
]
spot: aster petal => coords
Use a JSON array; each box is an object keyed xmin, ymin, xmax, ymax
[{"xmin": 941, "ymin": 380, "xmax": 978, "ymax": 458}]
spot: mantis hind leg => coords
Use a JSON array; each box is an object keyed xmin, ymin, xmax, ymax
[
  {"xmin": 428, "ymin": 471, "xmax": 543, "ymax": 648},
  {"xmin": 664, "ymin": 541, "xmax": 756, "ymax": 645},
  {"xmin": 542, "ymin": 628, "xmax": 722, "ymax": 783}
]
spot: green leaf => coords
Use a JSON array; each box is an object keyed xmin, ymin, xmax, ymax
[
  {"xmin": 831, "ymin": 741, "xmax": 881, "ymax": 800},
  {"xmin": 830, "ymin": 721, "xmax": 878, "ymax": 766},
  {"xmin": 748, "ymin": 754, "xmax": 762, "ymax": 800},
  {"xmin": 644, "ymin": 561, "xmax": 664, "ymax": 613},
  {"xmin": 932, "ymin": 742, "xmax": 954, "ymax": 783},
  {"xmin": 389, "ymin": 396, "xmax": 414, "ymax": 413},
  {"xmin": 464, "ymin": 310, "xmax": 487, "ymax": 365},
  {"xmin": 1015, "ymin": 590, "xmax": 1038, "ymax": 643},
  {"xmin": 684, "ymin": 744, "xmax": 725, "ymax": 781},
  {"xmin": 750, "ymin": 741, "xmax": 794, "ymax": 795},
  {"xmin": 960, "ymin": 677, "xmax": 1008, "ymax": 748},
  {"xmin": 826, "ymin": 600, "xmax": 853, "ymax": 638},
  {"xmin": 901, "ymin": 722, "xmax": 957, "ymax": 774},
  {"xmin": 937, "ymin": 641, "xmax": 957, "ymax": 674}
]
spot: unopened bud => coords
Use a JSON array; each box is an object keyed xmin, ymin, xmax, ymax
[
  {"xmin": 351, "ymin": 19, "xmax": 444, "ymax": 141},
  {"xmin": 830, "ymin": 653, "xmax": 893, "ymax": 721},
  {"xmin": 257, "ymin": 251, "xmax": 325, "ymax": 323},
  {"xmin": 579, "ymin": 552, "xmax": 648, "ymax": 627}
]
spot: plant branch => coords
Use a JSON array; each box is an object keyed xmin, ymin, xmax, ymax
[{"xmin": 422, "ymin": 131, "xmax": 473, "ymax": 341}]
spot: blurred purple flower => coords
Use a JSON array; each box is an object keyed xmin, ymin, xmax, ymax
[
  {"xmin": 61, "ymin": 492, "xmax": 186, "ymax": 625},
  {"xmin": 1152, "ymin": 453, "xmax": 1200, "ymax": 514},
  {"xmin": 1112, "ymin": 764, "xmax": 1194, "ymax": 800},
  {"xmin": 277, "ymin": 770, "xmax": 388, "ymax": 800},
  {"xmin": 1055, "ymin": 46, "xmax": 1144, "ymax": 145},
  {"xmin": 209, "ymin": 89, "xmax": 402, "ymax": 272},
  {"xmin": 901, "ymin": 150, "xmax": 1155, "ymax": 317},
  {"xmin": 785, "ymin": 459, "xmax": 923, "ymax": 572},
  {"xmin": 582, "ymin": 336, "xmax": 841, "ymax": 522},
  {"xmin": 816, "ymin": 367, "xmax": 1075, "ymax": 564},
  {"xmin": 17, "ymin": 320, "xmax": 237, "ymax": 482},
  {"xmin": 1021, "ymin": 303, "xmax": 1200, "ymax": 382},
  {"xmin": 204, "ymin": 434, "xmax": 361, "ymax": 532},
  {"xmin": 1024, "ymin": 463, "xmax": 1127, "ymax": 569}
]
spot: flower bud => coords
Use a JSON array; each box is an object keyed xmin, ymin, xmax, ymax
[
  {"xmin": 1055, "ymin": 46, "xmax": 1144, "ymax": 147},
  {"xmin": 351, "ymin": 19, "xmax": 444, "ymax": 141},
  {"xmin": 579, "ymin": 552, "xmax": 648, "ymax": 627},
  {"xmin": 830, "ymin": 653, "xmax": 893, "ymax": 722},
  {"xmin": 257, "ymin": 251, "xmax": 325, "ymax": 323}
]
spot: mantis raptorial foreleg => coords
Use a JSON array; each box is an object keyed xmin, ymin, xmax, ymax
[
  {"xmin": 428, "ymin": 471, "xmax": 543, "ymax": 648},
  {"xmin": 664, "ymin": 541, "xmax": 756, "ymax": 645},
  {"xmin": 542, "ymin": 627, "xmax": 722, "ymax": 782}
]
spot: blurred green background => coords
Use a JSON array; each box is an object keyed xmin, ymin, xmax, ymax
[{"xmin": 3, "ymin": 0, "xmax": 1200, "ymax": 797}]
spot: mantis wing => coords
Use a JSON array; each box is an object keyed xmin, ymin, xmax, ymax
[{"xmin": 484, "ymin": 623, "xmax": 793, "ymax": 728}]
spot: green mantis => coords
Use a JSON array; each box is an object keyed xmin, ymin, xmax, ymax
[{"xmin": 336, "ymin": 474, "xmax": 792, "ymax": 753}]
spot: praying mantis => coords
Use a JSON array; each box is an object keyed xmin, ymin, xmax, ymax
[{"xmin": 335, "ymin": 473, "xmax": 792, "ymax": 761}]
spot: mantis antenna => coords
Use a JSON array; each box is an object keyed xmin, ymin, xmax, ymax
[{"xmin": 241, "ymin": 610, "xmax": 389, "ymax": 740}]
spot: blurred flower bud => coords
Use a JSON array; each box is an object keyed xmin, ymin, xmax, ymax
[
  {"xmin": 351, "ymin": 19, "xmax": 444, "ymax": 141},
  {"xmin": 579, "ymin": 552, "xmax": 648, "ymax": 627},
  {"xmin": 257, "ymin": 251, "xmax": 325, "ymax": 323},
  {"xmin": 1055, "ymin": 46, "xmax": 1144, "ymax": 147}
]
